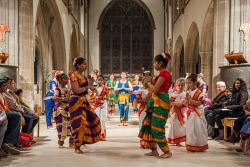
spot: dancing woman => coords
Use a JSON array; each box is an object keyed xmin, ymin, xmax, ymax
[
  {"xmin": 69, "ymin": 57, "xmax": 101, "ymax": 153},
  {"xmin": 139, "ymin": 53, "xmax": 172, "ymax": 158}
]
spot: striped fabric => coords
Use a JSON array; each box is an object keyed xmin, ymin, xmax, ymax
[
  {"xmin": 69, "ymin": 94, "xmax": 101, "ymax": 148},
  {"xmin": 54, "ymin": 103, "xmax": 72, "ymax": 142},
  {"xmin": 138, "ymin": 93, "xmax": 170, "ymax": 153}
]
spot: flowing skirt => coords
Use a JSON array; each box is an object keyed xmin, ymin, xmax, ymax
[
  {"xmin": 95, "ymin": 103, "xmax": 108, "ymax": 135},
  {"xmin": 186, "ymin": 113, "xmax": 208, "ymax": 152},
  {"xmin": 69, "ymin": 95, "xmax": 101, "ymax": 147},
  {"xmin": 107, "ymin": 90, "xmax": 117, "ymax": 113},
  {"xmin": 54, "ymin": 104, "xmax": 72, "ymax": 141},
  {"xmin": 138, "ymin": 93, "xmax": 170, "ymax": 152},
  {"xmin": 168, "ymin": 112, "xmax": 186, "ymax": 144}
]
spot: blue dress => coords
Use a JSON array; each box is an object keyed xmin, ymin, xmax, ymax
[
  {"xmin": 44, "ymin": 79, "xmax": 59, "ymax": 127},
  {"xmin": 117, "ymin": 81, "xmax": 130, "ymax": 122}
]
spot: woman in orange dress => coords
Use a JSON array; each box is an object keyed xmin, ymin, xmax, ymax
[{"xmin": 69, "ymin": 57, "xmax": 101, "ymax": 153}]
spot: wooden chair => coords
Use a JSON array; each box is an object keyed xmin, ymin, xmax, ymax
[
  {"xmin": 223, "ymin": 118, "xmax": 238, "ymax": 140},
  {"xmin": 34, "ymin": 106, "xmax": 41, "ymax": 138}
]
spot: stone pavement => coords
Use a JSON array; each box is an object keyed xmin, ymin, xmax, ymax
[{"xmin": 0, "ymin": 116, "xmax": 249, "ymax": 167}]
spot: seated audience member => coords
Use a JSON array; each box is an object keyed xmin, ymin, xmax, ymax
[
  {"xmin": 239, "ymin": 115, "xmax": 250, "ymax": 155},
  {"xmin": 206, "ymin": 85, "xmax": 232, "ymax": 137},
  {"xmin": 3, "ymin": 77, "xmax": 38, "ymax": 134},
  {"xmin": 15, "ymin": 88, "xmax": 39, "ymax": 134},
  {"xmin": 0, "ymin": 77, "xmax": 20, "ymax": 155},
  {"xmin": 0, "ymin": 111, "xmax": 8, "ymax": 158},
  {"xmin": 207, "ymin": 78, "xmax": 248, "ymax": 140},
  {"xmin": 205, "ymin": 81, "xmax": 227, "ymax": 117},
  {"xmin": 227, "ymin": 100, "xmax": 250, "ymax": 143}
]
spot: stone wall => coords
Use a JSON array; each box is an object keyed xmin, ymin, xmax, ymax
[
  {"xmin": 0, "ymin": 0, "xmax": 19, "ymax": 66},
  {"xmin": 18, "ymin": 0, "xmax": 34, "ymax": 106}
]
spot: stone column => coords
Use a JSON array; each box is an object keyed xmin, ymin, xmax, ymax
[
  {"xmin": 212, "ymin": 0, "xmax": 230, "ymax": 97},
  {"xmin": 18, "ymin": 0, "xmax": 34, "ymax": 107},
  {"xmin": 184, "ymin": 60, "xmax": 194, "ymax": 74},
  {"xmin": 200, "ymin": 51, "xmax": 213, "ymax": 97}
]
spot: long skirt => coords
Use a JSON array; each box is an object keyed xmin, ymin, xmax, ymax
[
  {"xmin": 138, "ymin": 93, "xmax": 170, "ymax": 153},
  {"xmin": 69, "ymin": 95, "xmax": 101, "ymax": 147},
  {"xmin": 54, "ymin": 104, "xmax": 73, "ymax": 142},
  {"xmin": 95, "ymin": 103, "xmax": 108, "ymax": 136},
  {"xmin": 139, "ymin": 111, "xmax": 149, "ymax": 148},
  {"xmin": 186, "ymin": 113, "xmax": 208, "ymax": 152},
  {"xmin": 107, "ymin": 90, "xmax": 117, "ymax": 114},
  {"xmin": 168, "ymin": 112, "xmax": 186, "ymax": 144}
]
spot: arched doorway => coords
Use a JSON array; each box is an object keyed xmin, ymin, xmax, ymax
[
  {"xmin": 174, "ymin": 36, "xmax": 185, "ymax": 79},
  {"xmin": 35, "ymin": 0, "xmax": 66, "ymax": 108},
  {"xmin": 36, "ymin": 0, "xmax": 66, "ymax": 72},
  {"xmin": 98, "ymin": 0, "xmax": 155, "ymax": 74},
  {"xmin": 200, "ymin": 1, "xmax": 214, "ymax": 96},
  {"xmin": 185, "ymin": 22, "xmax": 200, "ymax": 74}
]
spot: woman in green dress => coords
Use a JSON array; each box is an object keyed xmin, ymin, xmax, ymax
[{"xmin": 139, "ymin": 53, "xmax": 172, "ymax": 159}]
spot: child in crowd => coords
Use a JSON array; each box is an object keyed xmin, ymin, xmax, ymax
[
  {"xmin": 53, "ymin": 73, "xmax": 74, "ymax": 147},
  {"xmin": 168, "ymin": 78, "xmax": 187, "ymax": 146},
  {"xmin": 94, "ymin": 75, "xmax": 109, "ymax": 141},
  {"xmin": 131, "ymin": 74, "xmax": 143, "ymax": 115},
  {"xmin": 136, "ymin": 75, "xmax": 152, "ymax": 149},
  {"xmin": 185, "ymin": 74, "xmax": 208, "ymax": 152}
]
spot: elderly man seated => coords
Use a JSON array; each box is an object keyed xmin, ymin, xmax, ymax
[
  {"xmin": 0, "ymin": 77, "xmax": 20, "ymax": 155},
  {"xmin": 0, "ymin": 111, "xmax": 8, "ymax": 158},
  {"xmin": 205, "ymin": 81, "xmax": 230, "ymax": 136}
]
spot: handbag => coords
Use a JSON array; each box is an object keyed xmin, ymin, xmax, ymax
[{"xmin": 19, "ymin": 132, "xmax": 33, "ymax": 147}]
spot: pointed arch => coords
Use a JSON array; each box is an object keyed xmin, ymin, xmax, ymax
[
  {"xmin": 98, "ymin": 0, "xmax": 155, "ymax": 74},
  {"xmin": 69, "ymin": 25, "xmax": 80, "ymax": 71},
  {"xmin": 35, "ymin": 0, "xmax": 66, "ymax": 71},
  {"xmin": 185, "ymin": 22, "xmax": 200, "ymax": 74},
  {"xmin": 174, "ymin": 35, "xmax": 185, "ymax": 79},
  {"xmin": 97, "ymin": 0, "xmax": 156, "ymax": 30}
]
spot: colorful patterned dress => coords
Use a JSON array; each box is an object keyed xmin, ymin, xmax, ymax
[
  {"xmin": 106, "ymin": 80, "xmax": 117, "ymax": 114},
  {"xmin": 137, "ymin": 87, "xmax": 151, "ymax": 148},
  {"xmin": 139, "ymin": 70, "xmax": 172, "ymax": 153},
  {"xmin": 131, "ymin": 81, "xmax": 141, "ymax": 114},
  {"xmin": 54, "ymin": 86, "xmax": 73, "ymax": 146},
  {"xmin": 117, "ymin": 81, "xmax": 130, "ymax": 123},
  {"xmin": 198, "ymin": 83, "xmax": 212, "ymax": 107},
  {"xmin": 69, "ymin": 72, "xmax": 101, "ymax": 148}
]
